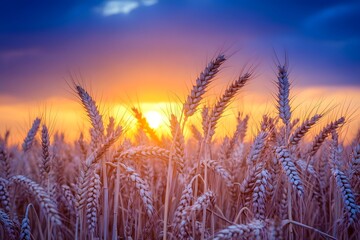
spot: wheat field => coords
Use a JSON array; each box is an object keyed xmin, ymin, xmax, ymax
[{"xmin": 0, "ymin": 54, "xmax": 359, "ymax": 240}]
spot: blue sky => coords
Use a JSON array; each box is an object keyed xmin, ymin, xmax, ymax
[{"xmin": 0, "ymin": 0, "xmax": 359, "ymax": 101}]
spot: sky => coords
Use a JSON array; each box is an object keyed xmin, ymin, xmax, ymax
[{"xmin": 0, "ymin": 0, "xmax": 359, "ymax": 142}]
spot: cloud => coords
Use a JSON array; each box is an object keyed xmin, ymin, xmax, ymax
[
  {"xmin": 142, "ymin": 0, "xmax": 158, "ymax": 6},
  {"xmin": 98, "ymin": 0, "xmax": 158, "ymax": 16}
]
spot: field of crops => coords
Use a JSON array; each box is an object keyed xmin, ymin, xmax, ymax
[{"xmin": 0, "ymin": 55, "xmax": 359, "ymax": 239}]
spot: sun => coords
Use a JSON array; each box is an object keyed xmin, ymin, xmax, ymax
[{"xmin": 144, "ymin": 110, "xmax": 163, "ymax": 129}]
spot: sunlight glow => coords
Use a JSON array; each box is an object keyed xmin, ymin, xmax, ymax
[{"xmin": 144, "ymin": 110, "xmax": 163, "ymax": 129}]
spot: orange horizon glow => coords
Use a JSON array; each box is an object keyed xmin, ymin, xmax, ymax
[{"xmin": 1, "ymin": 85, "xmax": 359, "ymax": 146}]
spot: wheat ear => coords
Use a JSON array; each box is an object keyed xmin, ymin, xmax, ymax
[
  {"xmin": 22, "ymin": 118, "xmax": 41, "ymax": 152},
  {"xmin": 275, "ymin": 146, "xmax": 304, "ymax": 197},
  {"xmin": 116, "ymin": 146, "xmax": 181, "ymax": 169},
  {"xmin": 252, "ymin": 168, "xmax": 270, "ymax": 220},
  {"xmin": 213, "ymin": 219, "xmax": 265, "ymax": 240},
  {"xmin": 246, "ymin": 131, "xmax": 268, "ymax": 166},
  {"xmin": 226, "ymin": 113, "xmax": 249, "ymax": 158},
  {"xmin": 106, "ymin": 116, "xmax": 115, "ymax": 137},
  {"xmin": 276, "ymin": 64, "xmax": 291, "ymax": 127},
  {"xmin": 183, "ymin": 54, "xmax": 226, "ymax": 120},
  {"xmin": 0, "ymin": 209, "xmax": 17, "ymax": 240},
  {"xmin": 202, "ymin": 159, "xmax": 234, "ymax": 189},
  {"xmin": 10, "ymin": 175, "xmax": 61, "ymax": 226},
  {"xmin": 207, "ymin": 72, "xmax": 251, "ymax": 141},
  {"xmin": 178, "ymin": 191, "xmax": 216, "ymax": 239},
  {"xmin": 289, "ymin": 114, "xmax": 322, "ymax": 146},
  {"xmin": 173, "ymin": 182, "xmax": 193, "ymax": 238},
  {"xmin": 122, "ymin": 165, "xmax": 155, "ymax": 218},
  {"xmin": 191, "ymin": 191, "xmax": 216, "ymax": 212},
  {"xmin": 190, "ymin": 124, "xmax": 203, "ymax": 141},
  {"xmin": 170, "ymin": 114, "xmax": 185, "ymax": 173},
  {"xmin": 20, "ymin": 204, "xmax": 31, "ymax": 240},
  {"xmin": 0, "ymin": 144, "xmax": 11, "ymax": 179},
  {"xmin": 86, "ymin": 172, "xmax": 101, "ymax": 234},
  {"xmin": 75, "ymin": 85, "xmax": 104, "ymax": 143},
  {"xmin": 308, "ymin": 117, "xmax": 345, "ymax": 156},
  {"xmin": 132, "ymin": 107, "xmax": 160, "ymax": 144},
  {"xmin": 75, "ymin": 128, "xmax": 121, "ymax": 212},
  {"xmin": 0, "ymin": 178, "xmax": 12, "ymax": 219},
  {"xmin": 240, "ymin": 162, "xmax": 265, "ymax": 194},
  {"xmin": 0, "ymin": 130, "xmax": 10, "ymax": 146},
  {"xmin": 329, "ymin": 134, "xmax": 359, "ymax": 225},
  {"xmin": 349, "ymin": 144, "xmax": 360, "ymax": 183},
  {"xmin": 40, "ymin": 124, "xmax": 51, "ymax": 184},
  {"xmin": 85, "ymin": 127, "xmax": 122, "ymax": 167},
  {"xmin": 61, "ymin": 184, "xmax": 75, "ymax": 213},
  {"xmin": 201, "ymin": 105, "xmax": 210, "ymax": 136},
  {"xmin": 331, "ymin": 166, "xmax": 359, "ymax": 226}
]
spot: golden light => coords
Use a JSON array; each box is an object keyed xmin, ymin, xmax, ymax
[{"xmin": 144, "ymin": 110, "xmax": 163, "ymax": 129}]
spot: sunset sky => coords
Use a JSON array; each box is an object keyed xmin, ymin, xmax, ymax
[{"xmin": 1, "ymin": 0, "xmax": 359, "ymax": 143}]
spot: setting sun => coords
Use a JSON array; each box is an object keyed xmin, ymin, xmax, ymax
[{"xmin": 144, "ymin": 110, "xmax": 163, "ymax": 129}]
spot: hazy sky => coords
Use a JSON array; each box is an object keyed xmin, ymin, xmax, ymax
[{"xmin": 1, "ymin": 0, "xmax": 359, "ymax": 102}]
